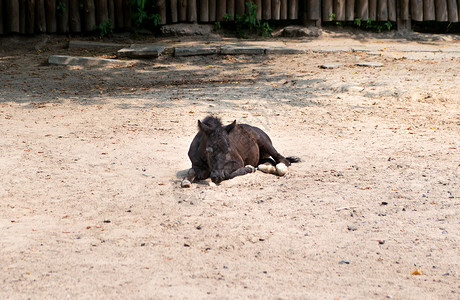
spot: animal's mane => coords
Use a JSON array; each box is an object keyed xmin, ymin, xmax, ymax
[{"xmin": 201, "ymin": 116, "xmax": 223, "ymax": 129}]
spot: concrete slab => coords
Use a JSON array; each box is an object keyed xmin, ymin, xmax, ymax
[
  {"xmin": 356, "ymin": 62, "xmax": 384, "ymax": 67},
  {"xmin": 118, "ymin": 45, "xmax": 165, "ymax": 58},
  {"xmin": 48, "ymin": 55, "xmax": 134, "ymax": 67},
  {"xmin": 68, "ymin": 40, "xmax": 128, "ymax": 49},
  {"xmin": 174, "ymin": 46, "xmax": 218, "ymax": 57},
  {"xmin": 220, "ymin": 45, "xmax": 265, "ymax": 55},
  {"xmin": 265, "ymin": 47, "xmax": 306, "ymax": 55}
]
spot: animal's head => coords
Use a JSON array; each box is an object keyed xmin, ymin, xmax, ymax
[{"xmin": 198, "ymin": 118, "xmax": 236, "ymax": 184}]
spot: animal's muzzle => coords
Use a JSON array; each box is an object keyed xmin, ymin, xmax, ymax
[{"xmin": 210, "ymin": 170, "xmax": 224, "ymax": 184}]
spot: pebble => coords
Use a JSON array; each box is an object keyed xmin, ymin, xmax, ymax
[
  {"xmin": 319, "ymin": 63, "xmax": 343, "ymax": 69},
  {"xmin": 339, "ymin": 260, "xmax": 350, "ymax": 264},
  {"xmin": 347, "ymin": 225, "xmax": 358, "ymax": 231}
]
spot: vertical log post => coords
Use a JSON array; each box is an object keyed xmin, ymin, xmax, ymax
[
  {"xmin": 83, "ymin": 0, "xmax": 96, "ymax": 31},
  {"xmin": 368, "ymin": 0, "xmax": 377, "ymax": 19},
  {"xmin": 397, "ymin": 0, "xmax": 411, "ymax": 30},
  {"xmin": 435, "ymin": 0, "xmax": 447, "ymax": 21},
  {"xmin": 69, "ymin": 0, "xmax": 81, "ymax": 31},
  {"xmin": 377, "ymin": 0, "xmax": 388, "ymax": 20},
  {"xmin": 114, "ymin": 0, "xmax": 123, "ymax": 28},
  {"xmin": 410, "ymin": 0, "xmax": 423, "ymax": 21},
  {"xmin": 305, "ymin": 0, "xmax": 320, "ymax": 24},
  {"xmin": 45, "ymin": 0, "xmax": 57, "ymax": 32},
  {"xmin": 322, "ymin": 0, "xmax": 333, "ymax": 20},
  {"xmin": 6, "ymin": 0, "xmax": 20, "ymax": 32},
  {"xmin": 272, "ymin": 0, "xmax": 280, "ymax": 19},
  {"xmin": 346, "ymin": 0, "xmax": 355, "ymax": 20},
  {"xmin": 122, "ymin": 0, "xmax": 131, "ymax": 28},
  {"xmin": 280, "ymin": 0, "xmax": 287, "ymax": 18},
  {"xmin": 19, "ymin": 0, "xmax": 26, "ymax": 33},
  {"xmin": 57, "ymin": 0, "xmax": 70, "ymax": 32},
  {"xmin": 96, "ymin": 0, "xmax": 109, "ymax": 26},
  {"xmin": 334, "ymin": 0, "xmax": 345, "ymax": 20},
  {"xmin": 36, "ymin": 0, "xmax": 46, "ymax": 32},
  {"xmin": 235, "ymin": 0, "xmax": 244, "ymax": 16},
  {"xmin": 288, "ymin": 0, "xmax": 297, "ymax": 18},
  {"xmin": 355, "ymin": 0, "xmax": 368, "ymax": 19},
  {"xmin": 108, "ymin": 0, "xmax": 114, "ymax": 27},
  {"xmin": 227, "ymin": 0, "xmax": 235, "ymax": 19},
  {"xmin": 446, "ymin": 0, "xmax": 458, "ymax": 22},
  {"xmin": 26, "ymin": 0, "xmax": 35, "ymax": 33},
  {"xmin": 209, "ymin": 0, "xmax": 216, "ymax": 21},
  {"xmin": 188, "ymin": 0, "xmax": 197, "ymax": 22},
  {"xmin": 200, "ymin": 0, "xmax": 209, "ymax": 21},
  {"xmin": 423, "ymin": 0, "xmax": 435, "ymax": 20},
  {"xmin": 388, "ymin": 0, "xmax": 396, "ymax": 20},
  {"xmin": 254, "ymin": 0, "xmax": 262, "ymax": 19},
  {"xmin": 170, "ymin": 0, "xmax": 178, "ymax": 22},
  {"xmin": 179, "ymin": 0, "xmax": 187, "ymax": 21},
  {"xmin": 0, "ymin": 0, "xmax": 3, "ymax": 34},
  {"xmin": 263, "ymin": 0, "xmax": 271, "ymax": 19},
  {"xmin": 216, "ymin": 0, "xmax": 226, "ymax": 20},
  {"xmin": 157, "ymin": 0, "xmax": 166, "ymax": 24}
]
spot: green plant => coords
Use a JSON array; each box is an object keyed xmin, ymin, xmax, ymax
[
  {"xmin": 93, "ymin": 19, "xmax": 113, "ymax": 38},
  {"xmin": 132, "ymin": 0, "xmax": 162, "ymax": 31},
  {"xmin": 235, "ymin": 1, "xmax": 272, "ymax": 38},
  {"xmin": 56, "ymin": 1, "xmax": 66, "ymax": 17}
]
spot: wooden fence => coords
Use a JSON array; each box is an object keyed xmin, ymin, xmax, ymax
[{"xmin": 0, "ymin": 0, "xmax": 459, "ymax": 34}]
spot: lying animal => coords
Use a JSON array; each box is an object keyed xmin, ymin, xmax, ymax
[{"xmin": 181, "ymin": 116, "xmax": 299, "ymax": 187}]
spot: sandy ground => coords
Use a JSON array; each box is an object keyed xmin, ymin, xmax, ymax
[{"xmin": 0, "ymin": 30, "xmax": 459, "ymax": 299}]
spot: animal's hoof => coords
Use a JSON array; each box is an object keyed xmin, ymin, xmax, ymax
[
  {"xmin": 245, "ymin": 165, "xmax": 257, "ymax": 173},
  {"xmin": 258, "ymin": 164, "xmax": 276, "ymax": 174},
  {"xmin": 181, "ymin": 179, "xmax": 191, "ymax": 188},
  {"xmin": 276, "ymin": 163, "xmax": 288, "ymax": 176}
]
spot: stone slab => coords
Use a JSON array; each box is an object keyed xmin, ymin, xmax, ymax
[
  {"xmin": 48, "ymin": 55, "xmax": 133, "ymax": 67},
  {"xmin": 220, "ymin": 45, "xmax": 265, "ymax": 55},
  {"xmin": 356, "ymin": 62, "xmax": 384, "ymax": 67},
  {"xmin": 174, "ymin": 46, "xmax": 218, "ymax": 57},
  {"xmin": 319, "ymin": 63, "xmax": 343, "ymax": 69},
  {"xmin": 118, "ymin": 45, "xmax": 165, "ymax": 58},
  {"xmin": 265, "ymin": 47, "xmax": 306, "ymax": 55},
  {"xmin": 68, "ymin": 40, "xmax": 128, "ymax": 49}
]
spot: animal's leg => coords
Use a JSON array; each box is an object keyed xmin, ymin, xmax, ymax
[
  {"xmin": 181, "ymin": 167, "xmax": 210, "ymax": 188},
  {"xmin": 227, "ymin": 165, "xmax": 256, "ymax": 180}
]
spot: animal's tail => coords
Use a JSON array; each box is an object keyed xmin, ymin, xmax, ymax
[{"xmin": 286, "ymin": 156, "xmax": 301, "ymax": 163}]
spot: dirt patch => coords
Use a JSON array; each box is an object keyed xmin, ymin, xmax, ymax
[{"xmin": 0, "ymin": 31, "xmax": 459, "ymax": 299}]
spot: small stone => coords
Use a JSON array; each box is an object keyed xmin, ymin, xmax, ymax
[
  {"xmin": 381, "ymin": 201, "xmax": 388, "ymax": 205},
  {"xmin": 339, "ymin": 260, "xmax": 350, "ymax": 264},
  {"xmin": 356, "ymin": 62, "xmax": 384, "ymax": 67},
  {"xmin": 379, "ymin": 240, "xmax": 386, "ymax": 244},
  {"xmin": 140, "ymin": 243, "xmax": 146, "ymax": 246},
  {"xmin": 347, "ymin": 225, "xmax": 358, "ymax": 231},
  {"xmin": 196, "ymin": 225, "xmax": 202, "ymax": 230},
  {"xmin": 103, "ymin": 219, "xmax": 111, "ymax": 223},
  {"xmin": 319, "ymin": 63, "xmax": 343, "ymax": 69}
]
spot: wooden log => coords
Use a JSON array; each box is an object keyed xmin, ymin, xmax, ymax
[
  {"xmin": 368, "ymin": 0, "xmax": 376, "ymax": 20},
  {"xmin": 410, "ymin": 0, "xmax": 423, "ymax": 21},
  {"xmin": 69, "ymin": 0, "xmax": 81, "ymax": 32},
  {"xmin": 57, "ymin": 0, "xmax": 70, "ymax": 32},
  {"xmin": 35, "ymin": 0, "xmax": 46, "ymax": 32},
  {"xmin": 26, "ymin": 0, "xmax": 35, "ymax": 33},
  {"xmin": 200, "ymin": 0, "xmax": 209, "ymax": 21},
  {"xmin": 446, "ymin": 0, "xmax": 458, "ymax": 22},
  {"xmin": 322, "ymin": 0, "xmax": 333, "ymax": 19},
  {"xmin": 306, "ymin": 0, "xmax": 320, "ymax": 20},
  {"xmin": 227, "ymin": 0, "xmax": 234, "ymax": 20},
  {"xmin": 179, "ymin": 0, "xmax": 187, "ymax": 21},
  {"xmin": 170, "ymin": 0, "xmax": 178, "ymax": 22},
  {"xmin": 377, "ymin": 0, "xmax": 388, "ymax": 20},
  {"xmin": 107, "ymin": 0, "xmax": 114, "ymax": 27},
  {"xmin": 435, "ymin": 0, "xmax": 447, "ymax": 21},
  {"xmin": 6, "ymin": 0, "xmax": 20, "ymax": 32},
  {"xmin": 254, "ymin": 0, "xmax": 262, "ymax": 19},
  {"xmin": 122, "ymin": 0, "xmax": 131, "ymax": 28},
  {"xmin": 263, "ymin": 0, "xmax": 271, "ymax": 19},
  {"xmin": 188, "ymin": 0, "xmax": 197, "ymax": 21},
  {"xmin": 334, "ymin": 0, "xmax": 345, "ymax": 20},
  {"xmin": 0, "ymin": 0, "xmax": 3, "ymax": 34},
  {"xmin": 280, "ymin": 0, "xmax": 287, "ymax": 18},
  {"xmin": 114, "ymin": 0, "xmax": 123, "ymax": 28},
  {"xmin": 235, "ymin": 0, "xmax": 244, "ymax": 16},
  {"xmin": 272, "ymin": 0, "xmax": 280, "ymax": 19},
  {"xmin": 46, "ymin": 0, "xmax": 57, "ymax": 32},
  {"xmin": 83, "ymin": 0, "xmax": 96, "ymax": 31},
  {"xmin": 400, "ymin": 0, "xmax": 409, "ymax": 19},
  {"xmin": 19, "ymin": 0, "xmax": 26, "ymax": 33},
  {"xmin": 288, "ymin": 0, "xmax": 297, "ymax": 18},
  {"xmin": 346, "ymin": 0, "xmax": 355, "ymax": 20},
  {"xmin": 423, "ymin": 0, "xmax": 435, "ymax": 20},
  {"xmin": 209, "ymin": 0, "xmax": 216, "ymax": 21},
  {"xmin": 388, "ymin": 0, "xmax": 396, "ymax": 20},
  {"xmin": 96, "ymin": 0, "xmax": 109, "ymax": 25},
  {"xmin": 157, "ymin": 0, "xmax": 166, "ymax": 24},
  {"xmin": 216, "ymin": 0, "xmax": 226, "ymax": 20},
  {"xmin": 355, "ymin": 0, "xmax": 368, "ymax": 19}
]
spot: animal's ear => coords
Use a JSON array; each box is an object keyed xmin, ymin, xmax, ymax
[
  {"xmin": 225, "ymin": 120, "xmax": 237, "ymax": 133},
  {"xmin": 198, "ymin": 120, "xmax": 211, "ymax": 135}
]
